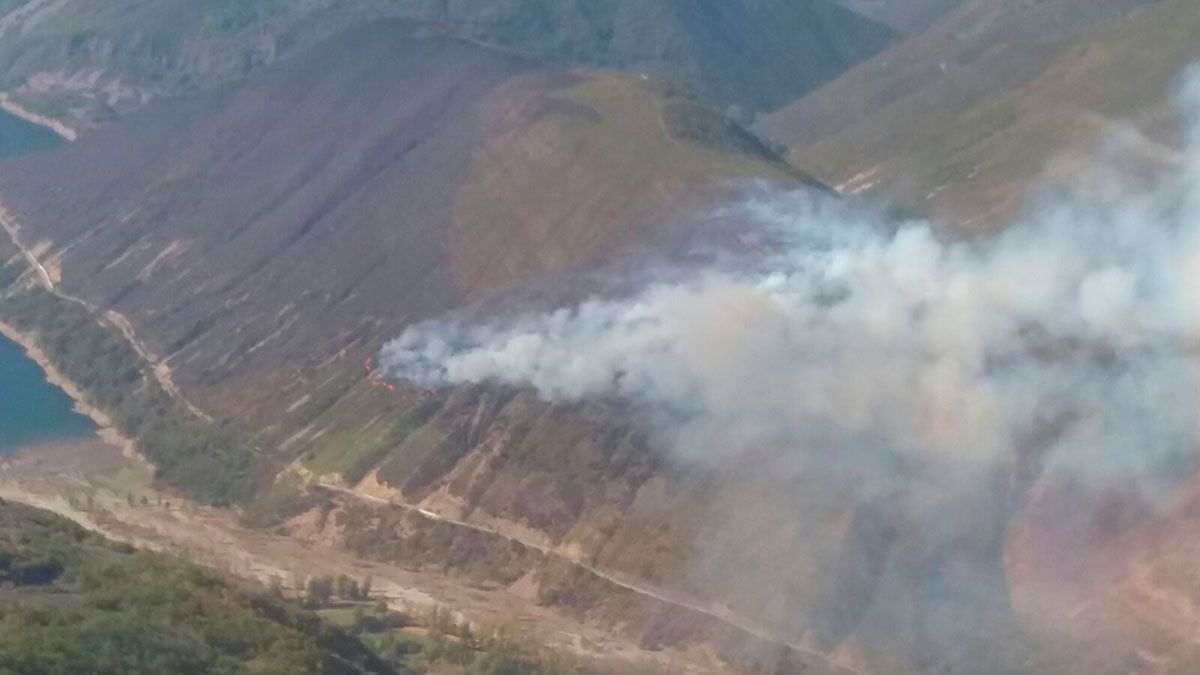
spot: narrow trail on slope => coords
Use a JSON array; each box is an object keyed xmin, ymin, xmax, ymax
[
  {"xmin": 0, "ymin": 200, "xmax": 211, "ymax": 422},
  {"xmin": 317, "ymin": 483, "xmax": 865, "ymax": 675}
]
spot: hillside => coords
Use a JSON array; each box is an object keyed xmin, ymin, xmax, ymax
[
  {"xmin": 0, "ymin": 20, "xmax": 806, "ymax": 392},
  {"xmin": 0, "ymin": 499, "xmax": 393, "ymax": 675},
  {"xmin": 6, "ymin": 5, "xmax": 1200, "ymax": 675},
  {"xmin": 0, "ymin": 0, "xmax": 893, "ymax": 128},
  {"xmin": 761, "ymin": 0, "xmax": 1159, "ymax": 149},
  {"xmin": 0, "ymin": 19, "xmax": 849, "ymax": 675},
  {"xmin": 0, "ymin": 12, "xmax": 1110, "ymax": 675},
  {"xmin": 749, "ymin": 3, "xmax": 1200, "ymax": 673},
  {"xmin": 759, "ymin": 0, "xmax": 1171, "ymax": 225}
]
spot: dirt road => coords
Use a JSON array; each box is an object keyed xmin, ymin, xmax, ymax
[
  {"xmin": 0, "ymin": 200, "xmax": 209, "ymax": 421},
  {"xmin": 0, "ymin": 439, "xmax": 734, "ymax": 674},
  {"xmin": 318, "ymin": 483, "xmax": 862, "ymax": 675}
]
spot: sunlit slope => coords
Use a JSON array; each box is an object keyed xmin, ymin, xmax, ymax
[
  {"xmin": 449, "ymin": 72, "xmax": 808, "ymax": 297},
  {"xmin": 760, "ymin": 0, "xmax": 1157, "ymax": 152},
  {"xmin": 762, "ymin": 0, "xmax": 1193, "ymax": 227}
]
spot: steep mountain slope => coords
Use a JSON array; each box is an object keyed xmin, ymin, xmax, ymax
[
  {"xmin": 0, "ymin": 20, "xmax": 845, "ymax": 675},
  {"xmin": 748, "ymin": 3, "xmax": 1200, "ymax": 673},
  {"xmin": 0, "ymin": 20, "xmax": 802, "ymax": 390},
  {"xmin": 8, "ymin": 6, "xmax": 1200, "ymax": 675},
  {"xmin": 762, "ymin": 0, "xmax": 1158, "ymax": 149},
  {"xmin": 0, "ymin": 0, "xmax": 894, "ymax": 128},
  {"xmin": 0, "ymin": 11, "xmax": 1102, "ymax": 675},
  {"xmin": 759, "ymin": 0, "xmax": 1169, "ymax": 225}
]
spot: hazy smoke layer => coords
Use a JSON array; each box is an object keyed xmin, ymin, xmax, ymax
[{"xmin": 381, "ymin": 68, "xmax": 1200, "ymax": 487}]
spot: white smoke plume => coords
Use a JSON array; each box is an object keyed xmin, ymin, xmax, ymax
[{"xmin": 380, "ymin": 67, "xmax": 1200, "ymax": 490}]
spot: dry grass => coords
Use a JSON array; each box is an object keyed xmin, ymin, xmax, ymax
[
  {"xmin": 449, "ymin": 72, "xmax": 796, "ymax": 298},
  {"xmin": 792, "ymin": 0, "xmax": 1200, "ymax": 229}
]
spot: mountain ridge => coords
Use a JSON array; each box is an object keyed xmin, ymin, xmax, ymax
[{"xmin": 0, "ymin": 0, "xmax": 895, "ymax": 129}]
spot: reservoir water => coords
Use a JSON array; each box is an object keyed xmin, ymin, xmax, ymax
[
  {"xmin": 0, "ymin": 107, "xmax": 94, "ymax": 452},
  {"xmin": 0, "ymin": 105, "xmax": 63, "ymax": 155}
]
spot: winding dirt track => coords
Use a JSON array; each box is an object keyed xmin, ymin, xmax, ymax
[
  {"xmin": 0, "ymin": 200, "xmax": 210, "ymax": 421},
  {"xmin": 318, "ymin": 483, "xmax": 864, "ymax": 675},
  {"xmin": 0, "ymin": 441, "xmax": 723, "ymax": 674}
]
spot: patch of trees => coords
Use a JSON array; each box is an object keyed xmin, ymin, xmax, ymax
[
  {"xmin": 357, "ymin": 604, "xmax": 603, "ymax": 675},
  {"xmin": 661, "ymin": 98, "xmax": 785, "ymax": 164},
  {"xmin": 0, "ymin": 286, "xmax": 265, "ymax": 506},
  {"xmin": 338, "ymin": 505, "xmax": 541, "ymax": 586},
  {"xmin": 0, "ymin": 501, "xmax": 652, "ymax": 675},
  {"xmin": 304, "ymin": 573, "xmax": 373, "ymax": 608},
  {"xmin": 0, "ymin": 501, "xmax": 394, "ymax": 675}
]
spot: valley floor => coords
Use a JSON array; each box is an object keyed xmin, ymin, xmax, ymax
[{"xmin": 0, "ymin": 437, "xmax": 728, "ymax": 674}]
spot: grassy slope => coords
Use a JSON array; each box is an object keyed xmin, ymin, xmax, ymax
[
  {"xmin": 0, "ymin": 9, "xmax": 903, "ymax": 674},
  {"xmin": 251, "ymin": 62, "xmax": 810, "ymax": 541},
  {"xmin": 449, "ymin": 71, "xmax": 801, "ymax": 297},
  {"xmin": 0, "ymin": 24, "xmax": 816, "ymax": 395},
  {"xmin": 760, "ymin": 0, "xmax": 1160, "ymax": 150},
  {"xmin": 0, "ymin": 20, "xmax": 818, "ymax": 464},
  {"xmin": 774, "ymin": 0, "xmax": 1200, "ymax": 228}
]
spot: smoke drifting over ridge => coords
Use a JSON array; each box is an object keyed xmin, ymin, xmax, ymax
[{"xmin": 381, "ymin": 67, "xmax": 1200, "ymax": 492}]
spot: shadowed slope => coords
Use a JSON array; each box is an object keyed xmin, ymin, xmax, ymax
[
  {"xmin": 0, "ymin": 22, "xmax": 512, "ymax": 387},
  {"xmin": 0, "ymin": 0, "xmax": 894, "ymax": 125}
]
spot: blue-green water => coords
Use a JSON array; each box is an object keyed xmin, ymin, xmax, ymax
[
  {"xmin": 0, "ymin": 335, "xmax": 95, "ymax": 451},
  {"xmin": 0, "ymin": 107, "xmax": 93, "ymax": 452},
  {"xmin": 0, "ymin": 106, "xmax": 63, "ymax": 156}
]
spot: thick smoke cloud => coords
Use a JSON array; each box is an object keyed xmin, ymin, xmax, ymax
[{"xmin": 380, "ymin": 67, "xmax": 1200, "ymax": 492}]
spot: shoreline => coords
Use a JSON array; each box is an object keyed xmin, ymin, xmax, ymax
[
  {"xmin": 0, "ymin": 93, "xmax": 77, "ymax": 141},
  {"xmin": 0, "ymin": 319, "xmax": 141, "ymax": 462}
]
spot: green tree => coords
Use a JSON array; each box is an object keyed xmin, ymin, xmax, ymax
[{"xmin": 306, "ymin": 575, "xmax": 333, "ymax": 607}]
